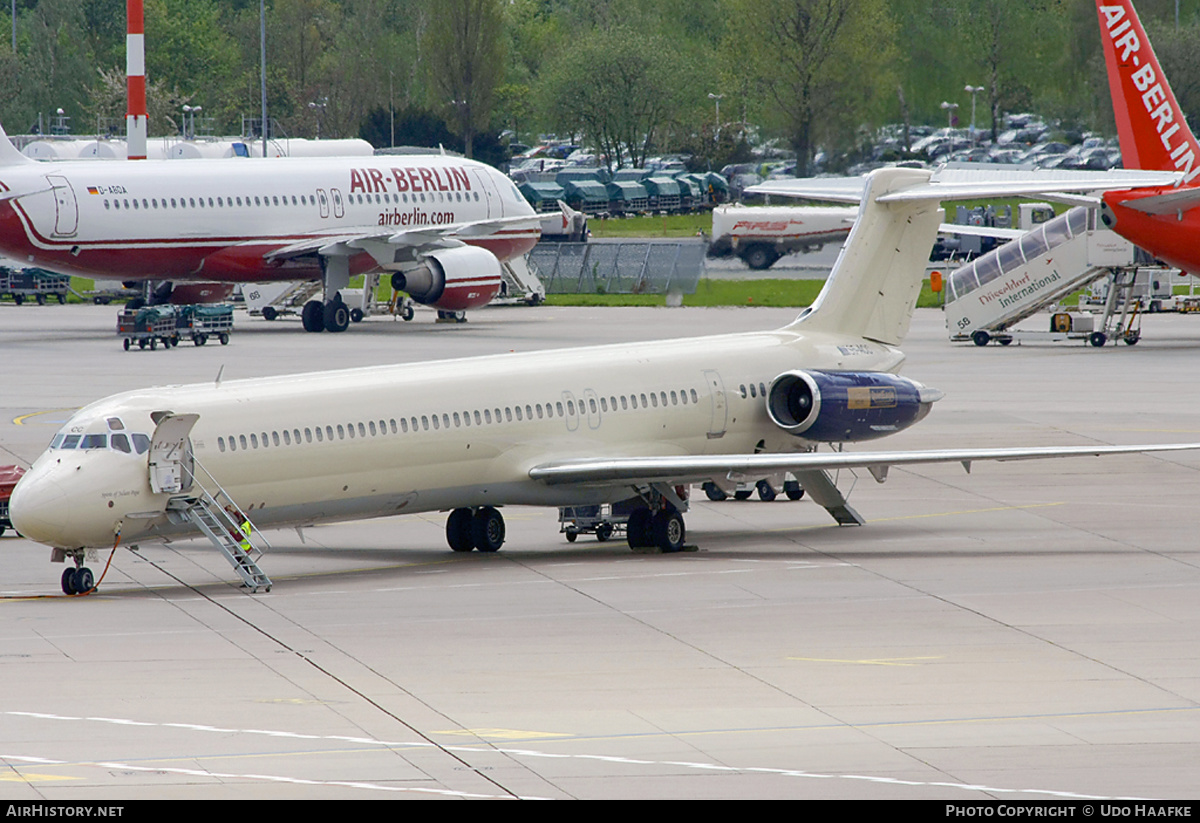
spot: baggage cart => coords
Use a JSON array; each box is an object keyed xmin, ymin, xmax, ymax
[
  {"xmin": 176, "ymin": 304, "xmax": 234, "ymax": 346},
  {"xmin": 2, "ymin": 268, "xmax": 71, "ymax": 305},
  {"xmin": 118, "ymin": 305, "xmax": 178, "ymax": 351},
  {"xmin": 0, "ymin": 464, "xmax": 26, "ymax": 537},
  {"xmin": 559, "ymin": 504, "xmax": 623, "ymax": 543}
]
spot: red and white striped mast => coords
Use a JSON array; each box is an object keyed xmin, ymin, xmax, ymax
[{"xmin": 126, "ymin": 0, "xmax": 147, "ymax": 160}]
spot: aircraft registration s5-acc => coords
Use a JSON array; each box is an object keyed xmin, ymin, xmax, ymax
[
  {"xmin": 11, "ymin": 166, "xmax": 1199, "ymax": 595},
  {"xmin": 0, "ymin": 122, "xmax": 541, "ymax": 333}
]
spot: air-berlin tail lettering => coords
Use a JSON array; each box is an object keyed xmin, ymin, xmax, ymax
[
  {"xmin": 1100, "ymin": 3, "xmax": 1200, "ymax": 183},
  {"xmin": 349, "ymin": 166, "xmax": 474, "ymax": 195}
]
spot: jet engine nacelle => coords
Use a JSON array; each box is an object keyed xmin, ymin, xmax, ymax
[
  {"xmin": 766, "ymin": 370, "xmax": 940, "ymax": 443},
  {"xmin": 390, "ymin": 246, "xmax": 503, "ymax": 312}
]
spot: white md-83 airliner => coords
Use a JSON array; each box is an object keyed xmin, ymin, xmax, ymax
[
  {"xmin": 11, "ymin": 166, "xmax": 1197, "ymax": 594},
  {"xmin": 0, "ymin": 123, "xmax": 540, "ymax": 333}
]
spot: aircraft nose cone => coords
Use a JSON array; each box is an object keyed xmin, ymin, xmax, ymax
[{"xmin": 9, "ymin": 471, "xmax": 71, "ymax": 546}]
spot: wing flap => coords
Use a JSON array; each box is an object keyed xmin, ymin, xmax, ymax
[
  {"xmin": 264, "ymin": 214, "xmax": 541, "ymax": 262},
  {"xmin": 528, "ymin": 443, "xmax": 1200, "ymax": 486}
]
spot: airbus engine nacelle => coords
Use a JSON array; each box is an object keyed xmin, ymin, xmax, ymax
[
  {"xmin": 390, "ymin": 246, "xmax": 503, "ymax": 312},
  {"xmin": 766, "ymin": 370, "xmax": 941, "ymax": 443}
]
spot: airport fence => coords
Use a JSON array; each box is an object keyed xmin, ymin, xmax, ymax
[{"xmin": 529, "ymin": 239, "xmax": 706, "ymax": 295}]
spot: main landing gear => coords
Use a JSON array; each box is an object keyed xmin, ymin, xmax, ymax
[
  {"xmin": 301, "ymin": 296, "xmax": 351, "ymax": 333},
  {"xmin": 446, "ymin": 506, "xmax": 506, "ymax": 553},
  {"xmin": 620, "ymin": 485, "xmax": 690, "ymax": 553},
  {"xmin": 625, "ymin": 506, "xmax": 686, "ymax": 553}
]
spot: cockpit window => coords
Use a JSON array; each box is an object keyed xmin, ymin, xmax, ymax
[
  {"xmin": 79, "ymin": 434, "xmax": 108, "ymax": 449},
  {"xmin": 51, "ymin": 428, "xmax": 150, "ymax": 454},
  {"xmin": 106, "ymin": 417, "xmax": 125, "ymax": 430}
]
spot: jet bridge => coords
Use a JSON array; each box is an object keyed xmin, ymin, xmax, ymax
[{"xmin": 944, "ymin": 207, "xmax": 1143, "ymax": 346}]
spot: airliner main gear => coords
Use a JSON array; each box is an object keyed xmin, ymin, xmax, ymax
[
  {"xmin": 625, "ymin": 506, "xmax": 685, "ymax": 553},
  {"xmin": 445, "ymin": 506, "xmax": 506, "ymax": 552},
  {"xmin": 301, "ymin": 296, "xmax": 351, "ymax": 333}
]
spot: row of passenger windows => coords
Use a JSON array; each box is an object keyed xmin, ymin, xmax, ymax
[
  {"xmin": 103, "ymin": 189, "xmax": 480, "ymax": 212},
  {"xmin": 215, "ymin": 387, "xmax": 703, "ymax": 454},
  {"xmin": 351, "ymin": 190, "xmax": 479, "ymax": 205},
  {"xmin": 108, "ymin": 193, "xmax": 319, "ymax": 211}
]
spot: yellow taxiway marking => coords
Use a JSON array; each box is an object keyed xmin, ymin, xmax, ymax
[
  {"xmin": 434, "ymin": 728, "xmax": 573, "ymax": 741},
  {"xmin": 759, "ymin": 502, "xmax": 1067, "ymax": 534},
  {"xmin": 12, "ymin": 408, "xmax": 77, "ymax": 426},
  {"xmin": 0, "ymin": 772, "xmax": 78, "ymax": 782},
  {"xmin": 787, "ymin": 656, "xmax": 943, "ymax": 667},
  {"xmin": 871, "ymin": 502, "xmax": 1066, "ymax": 524}
]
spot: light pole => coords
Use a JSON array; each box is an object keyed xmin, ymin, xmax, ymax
[
  {"xmin": 939, "ymin": 101, "xmax": 959, "ymax": 130},
  {"xmin": 708, "ymin": 92, "xmax": 723, "ymax": 139},
  {"xmin": 964, "ymin": 85, "xmax": 984, "ymax": 142},
  {"xmin": 259, "ymin": 0, "xmax": 268, "ymax": 158},
  {"xmin": 182, "ymin": 104, "xmax": 202, "ymax": 140},
  {"xmin": 308, "ymin": 98, "xmax": 327, "ymax": 139}
]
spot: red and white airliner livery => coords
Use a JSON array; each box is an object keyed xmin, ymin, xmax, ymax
[
  {"xmin": 1097, "ymin": 0, "xmax": 1200, "ymax": 274},
  {"xmin": 0, "ymin": 122, "xmax": 540, "ymax": 332}
]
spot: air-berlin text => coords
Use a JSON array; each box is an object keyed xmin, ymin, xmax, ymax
[
  {"xmin": 377, "ymin": 208, "xmax": 456, "ymax": 227},
  {"xmin": 350, "ymin": 166, "xmax": 473, "ymax": 195}
]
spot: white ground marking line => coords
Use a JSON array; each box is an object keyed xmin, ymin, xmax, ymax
[
  {"xmin": 2, "ymin": 711, "xmax": 1148, "ymax": 800},
  {"xmin": 0, "ymin": 754, "xmax": 528, "ymax": 799}
]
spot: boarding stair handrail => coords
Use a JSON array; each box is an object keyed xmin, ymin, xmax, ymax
[{"xmin": 166, "ymin": 456, "xmax": 273, "ymax": 591}]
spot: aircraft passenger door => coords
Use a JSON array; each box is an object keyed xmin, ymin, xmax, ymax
[
  {"xmin": 469, "ymin": 169, "xmax": 499, "ymax": 218},
  {"xmin": 44, "ymin": 175, "xmax": 78, "ymax": 237},
  {"xmin": 316, "ymin": 189, "xmax": 330, "ymax": 218},
  {"xmin": 331, "ymin": 188, "xmax": 345, "ymax": 218},
  {"xmin": 148, "ymin": 413, "xmax": 199, "ymax": 495},
  {"xmin": 702, "ymin": 370, "xmax": 727, "ymax": 440}
]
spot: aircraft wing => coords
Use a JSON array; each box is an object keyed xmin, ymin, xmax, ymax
[
  {"xmin": 938, "ymin": 223, "xmax": 1026, "ymax": 241},
  {"xmin": 264, "ymin": 214, "xmax": 541, "ymax": 262},
  {"xmin": 528, "ymin": 442, "xmax": 1200, "ymax": 486},
  {"xmin": 748, "ymin": 166, "xmax": 1183, "ymax": 203}
]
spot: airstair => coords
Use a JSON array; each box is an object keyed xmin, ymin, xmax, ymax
[
  {"xmin": 495, "ymin": 255, "xmax": 546, "ymax": 305},
  {"xmin": 944, "ymin": 207, "xmax": 1143, "ymax": 346},
  {"xmin": 166, "ymin": 458, "xmax": 273, "ymax": 592}
]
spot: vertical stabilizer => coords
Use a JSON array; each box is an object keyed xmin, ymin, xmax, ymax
[
  {"xmin": 786, "ymin": 167, "xmax": 942, "ymax": 346},
  {"xmin": 1098, "ymin": 0, "xmax": 1200, "ymax": 182},
  {"xmin": 0, "ymin": 122, "xmax": 30, "ymax": 168}
]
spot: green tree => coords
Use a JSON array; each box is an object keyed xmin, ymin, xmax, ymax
[
  {"xmin": 141, "ymin": 0, "xmax": 242, "ymax": 133},
  {"xmin": 423, "ymin": 0, "xmax": 505, "ymax": 158},
  {"xmin": 722, "ymin": 0, "xmax": 898, "ymax": 175},
  {"xmin": 540, "ymin": 23, "xmax": 688, "ymax": 170}
]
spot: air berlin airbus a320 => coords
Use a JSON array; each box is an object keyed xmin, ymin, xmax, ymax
[{"xmin": 0, "ymin": 123, "xmax": 540, "ymax": 333}]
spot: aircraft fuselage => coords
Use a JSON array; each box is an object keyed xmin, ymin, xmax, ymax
[
  {"xmin": 10, "ymin": 326, "xmax": 906, "ymax": 551},
  {"xmin": 1100, "ymin": 188, "xmax": 1200, "ymax": 274},
  {"xmin": 0, "ymin": 154, "xmax": 538, "ymax": 282}
]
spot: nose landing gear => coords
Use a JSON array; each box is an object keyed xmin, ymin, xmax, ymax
[{"xmin": 60, "ymin": 553, "xmax": 95, "ymax": 595}]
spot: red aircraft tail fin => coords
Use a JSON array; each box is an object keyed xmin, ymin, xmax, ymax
[{"xmin": 1098, "ymin": 0, "xmax": 1200, "ymax": 183}]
